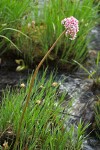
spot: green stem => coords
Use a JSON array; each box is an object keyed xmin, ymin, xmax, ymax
[{"xmin": 14, "ymin": 29, "xmax": 66, "ymax": 148}]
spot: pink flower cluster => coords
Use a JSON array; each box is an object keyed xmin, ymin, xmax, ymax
[{"xmin": 61, "ymin": 16, "xmax": 79, "ymax": 40}]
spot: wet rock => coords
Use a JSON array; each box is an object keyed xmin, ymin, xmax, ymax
[
  {"xmin": 58, "ymin": 74, "xmax": 100, "ymax": 150},
  {"xmin": 0, "ymin": 68, "xmax": 31, "ymax": 102},
  {"xmin": 80, "ymin": 91, "xmax": 94, "ymax": 103},
  {"xmin": 83, "ymin": 145, "xmax": 94, "ymax": 150},
  {"xmin": 88, "ymin": 26, "xmax": 100, "ymax": 51},
  {"xmin": 80, "ymin": 79, "xmax": 94, "ymax": 91},
  {"xmin": 83, "ymin": 138, "xmax": 100, "ymax": 150},
  {"xmin": 59, "ymin": 75, "xmax": 97, "ymax": 127}
]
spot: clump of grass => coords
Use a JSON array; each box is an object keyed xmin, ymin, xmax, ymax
[
  {"xmin": 0, "ymin": 0, "xmax": 99, "ymax": 67},
  {"xmin": 0, "ymin": 70, "xmax": 87, "ymax": 149},
  {"xmin": 31, "ymin": 0, "xmax": 99, "ymax": 66},
  {"xmin": 0, "ymin": 0, "xmax": 32, "ymax": 57},
  {"xmin": 0, "ymin": 0, "xmax": 31, "ymax": 24},
  {"xmin": 0, "ymin": 27, "xmax": 30, "ymax": 57}
]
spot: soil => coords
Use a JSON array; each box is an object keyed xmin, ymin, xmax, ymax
[{"xmin": 0, "ymin": 57, "xmax": 32, "ymax": 102}]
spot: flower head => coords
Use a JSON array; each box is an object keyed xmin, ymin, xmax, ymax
[{"xmin": 61, "ymin": 16, "xmax": 79, "ymax": 40}]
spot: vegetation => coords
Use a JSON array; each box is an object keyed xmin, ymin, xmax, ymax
[
  {"xmin": 94, "ymin": 97, "xmax": 100, "ymax": 139},
  {"xmin": 74, "ymin": 51, "xmax": 100, "ymax": 86},
  {"xmin": 41, "ymin": 0, "xmax": 99, "ymax": 64},
  {"xmin": 0, "ymin": 0, "xmax": 100, "ymax": 149},
  {"xmin": 0, "ymin": 71, "xmax": 87, "ymax": 149},
  {"xmin": 0, "ymin": 0, "xmax": 32, "ymax": 59},
  {"xmin": 0, "ymin": 0, "xmax": 99, "ymax": 67}
]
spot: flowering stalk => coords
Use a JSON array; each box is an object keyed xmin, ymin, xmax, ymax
[
  {"xmin": 14, "ymin": 29, "xmax": 66, "ymax": 148},
  {"xmin": 14, "ymin": 16, "xmax": 79, "ymax": 148},
  {"xmin": 61, "ymin": 16, "xmax": 79, "ymax": 40}
]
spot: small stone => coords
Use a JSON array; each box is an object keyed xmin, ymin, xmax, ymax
[
  {"xmin": 81, "ymin": 79, "xmax": 94, "ymax": 91},
  {"xmin": 89, "ymin": 50, "xmax": 97, "ymax": 57}
]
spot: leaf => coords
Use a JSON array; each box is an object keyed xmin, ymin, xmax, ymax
[{"xmin": 0, "ymin": 35, "xmax": 21, "ymax": 52}]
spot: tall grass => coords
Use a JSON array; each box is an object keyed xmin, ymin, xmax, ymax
[
  {"xmin": 0, "ymin": 0, "xmax": 32, "ymax": 57},
  {"xmin": 0, "ymin": 71, "xmax": 87, "ymax": 149},
  {"xmin": 30, "ymin": 0, "xmax": 99, "ymax": 66},
  {"xmin": 0, "ymin": 0, "xmax": 31, "ymax": 24},
  {"xmin": 0, "ymin": 0, "xmax": 99, "ymax": 67}
]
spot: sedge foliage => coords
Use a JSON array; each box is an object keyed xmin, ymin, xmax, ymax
[
  {"xmin": 30, "ymin": 0, "xmax": 99, "ymax": 65},
  {"xmin": 0, "ymin": 0, "xmax": 99, "ymax": 67},
  {"xmin": 0, "ymin": 71, "xmax": 87, "ymax": 150},
  {"xmin": 0, "ymin": 0, "xmax": 32, "ymax": 57}
]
